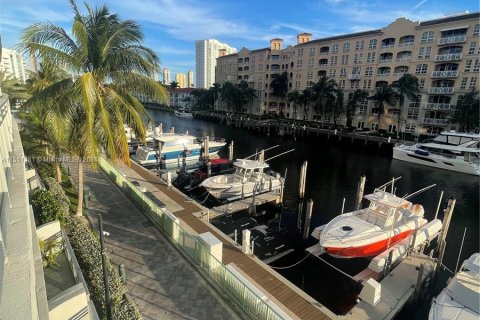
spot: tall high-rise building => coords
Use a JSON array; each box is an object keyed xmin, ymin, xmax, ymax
[
  {"xmin": 175, "ymin": 73, "xmax": 186, "ymax": 88},
  {"xmin": 195, "ymin": 39, "xmax": 236, "ymax": 88},
  {"xmin": 163, "ymin": 67, "xmax": 171, "ymax": 85},
  {"xmin": 1, "ymin": 48, "xmax": 27, "ymax": 83},
  {"xmin": 216, "ymin": 13, "xmax": 480, "ymax": 136},
  {"xmin": 187, "ymin": 70, "xmax": 194, "ymax": 88}
]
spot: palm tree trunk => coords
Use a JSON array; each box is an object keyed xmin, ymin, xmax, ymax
[
  {"xmin": 55, "ymin": 162, "xmax": 62, "ymax": 183},
  {"xmin": 76, "ymin": 160, "xmax": 84, "ymax": 216}
]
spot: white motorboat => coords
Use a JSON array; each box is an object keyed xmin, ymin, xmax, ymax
[
  {"xmin": 393, "ymin": 131, "xmax": 480, "ymax": 175},
  {"xmin": 429, "ymin": 253, "xmax": 480, "ymax": 320},
  {"xmin": 319, "ymin": 183, "xmax": 431, "ymax": 258},
  {"xmin": 131, "ymin": 133, "xmax": 226, "ymax": 168},
  {"xmin": 174, "ymin": 107, "xmax": 193, "ymax": 118},
  {"xmin": 200, "ymin": 159, "xmax": 283, "ymax": 200},
  {"xmin": 124, "ymin": 124, "xmax": 156, "ymax": 153}
]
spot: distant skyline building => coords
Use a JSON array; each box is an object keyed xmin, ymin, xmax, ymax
[
  {"xmin": 175, "ymin": 73, "xmax": 186, "ymax": 88},
  {"xmin": 162, "ymin": 67, "xmax": 171, "ymax": 85},
  {"xmin": 187, "ymin": 70, "xmax": 194, "ymax": 88},
  {"xmin": 1, "ymin": 48, "xmax": 27, "ymax": 83},
  {"xmin": 195, "ymin": 39, "xmax": 236, "ymax": 88}
]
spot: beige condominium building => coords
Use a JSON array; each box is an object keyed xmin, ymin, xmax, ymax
[{"xmin": 216, "ymin": 12, "xmax": 480, "ymax": 135}]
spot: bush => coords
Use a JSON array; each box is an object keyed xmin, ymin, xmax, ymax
[
  {"xmin": 35, "ymin": 161, "xmax": 55, "ymax": 180},
  {"xmin": 44, "ymin": 177, "xmax": 71, "ymax": 208},
  {"xmin": 65, "ymin": 216, "xmax": 142, "ymax": 320},
  {"xmin": 31, "ymin": 189, "xmax": 68, "ymax": 225}
]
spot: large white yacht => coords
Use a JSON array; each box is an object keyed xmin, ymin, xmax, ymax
[
  {"xmin": 393, "ymin": 131, "xmax": 480, "ymax": 175},
  {"xmin": 429, "ymin": 253, "xmax": 480, "ymax": 320}
]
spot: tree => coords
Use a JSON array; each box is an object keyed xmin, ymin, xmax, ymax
[
  {"xmin": 0, "ymin": 71, "xmax": 30, "ymax": 105},
  {"xmin": 270, "ymin": 72, "xmax": 289, "ymax": 115},
  {"xmin": 169, "ymin": 81, "xmax": 179, "ymax": 89},
  {"xmin": 345, "ymin": 89, "xmax": 369, "ymax": 128},
  {"xmin": 238, "ymin": 80, "xmax": 256, "ymax": 113},
  {"xmin": 452, "ymin": 89, "xmax": 479, "ymax": 132},
  {"xmin": 287, "ymin": 91, "xmax": 300, "ymax": 120},
  {"xmin": 392, "ymin": 74, "xmax": 419, "ymax": 135},
  {"xmin": 26, "ymin": 59, "xmax": 68, "ymax": 95},
  {"xmin": 300, "ymin": 88, "xmax": 312, "ymax": 120},
  {"xmin": 20, "ymin": 1, "xmax": 168, "ymax": 215},
  {"xmin": 369, "ymin": 85, "xmax": 397, "ymax": 130},
  {"xmin": 210, "ymin": 82, "xmax": 221, "ymax": 110},
  {"xmin": 311, "ymin": 76, "xmax": 337, "ymax": 126},
  {"xmin": 329, "ymin": 89, "xmax": 344, "ymax": 127}
]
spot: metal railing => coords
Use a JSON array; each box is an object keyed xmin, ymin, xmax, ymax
[
  {"xmin": 438, "ymin": 35, "xmax": 466, "ymax": 45},
  {"xmin": 428, "ymin": 87, "xmax": 455, "ymax": 94},
  {"xmin": 62, "ymin": 230, "xmax": 91, "ymax": 299},
  {"xmin": 422, "ymin": 118, "xmax": 449, "ymax": 125},
  {"xmin": 424, "ymin": 103, "xmax": 453, "ymax": 111},
  {"xmin": 434, "ymin": 53, "xmax": 462, "ymax": 62},
  {"xmin": 347, "ymin": 74, "xmax": 361, "ymax": 80},
  {"xmin": 431, "ymin": 70, "xmax": 458, "ymax": 78},
  {"xmin": 98, "ymin": 157, "xmax": 285, "ymax": 320}
]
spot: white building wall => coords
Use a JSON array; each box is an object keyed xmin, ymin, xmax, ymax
[
  {"xmin": 195, "ymin": 39, "xmax": 236, "ymax": 89},
  {"xmin": 1, "ymin": 48, "xmax": 27, "ymax": 83}
]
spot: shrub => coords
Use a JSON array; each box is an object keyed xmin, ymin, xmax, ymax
[
  {"xmin": 31, "ymin": 189, "xmax": 68, "ymax": 225},
  {"xmin": 44, "ymin": 177, "xmax": 71, "ymax": 208},
  {"xmin": 65, "ymin": 216, "xmax": 142, "ymax": 319},
  {"xmin": 35, "ymin": 161, "xmax": 55, "ymax": 180}
]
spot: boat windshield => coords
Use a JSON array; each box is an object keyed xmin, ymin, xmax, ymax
[
  {"xmin": 368, "ymin": 202, "xmax": 394, "ymax": 216},
  {"xmin": 235, "ymin": 167, "xmax": 251, "ymax": 178},
  {"xmin": 164, "ymin": 138, "xmax": 195, "ymax": 147}
]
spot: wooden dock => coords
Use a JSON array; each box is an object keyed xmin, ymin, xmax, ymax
[
  {"xmin": 119, "ymin": 161, "xmax": 335, "ymax": 320},
  {"xmin": 204, "ymin": 191, "xmax": 281, "ymax": 220}
]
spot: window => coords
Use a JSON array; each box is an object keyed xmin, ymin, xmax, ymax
[
  {"xmin": 339, "ymin": 79, "xmax": 346, "ymax": 88},
  {"xmin": 343, "ymin": 42, "xmax": 350, "ymax": 52},
  {"xmin": 359, "ymin": 105, "xmax": 367, "ymax": 115},
  {"xmin": 404, "ymin": 123, "xmax": 416, "ymax": 133},
  {"xmin": 388, "ymin": 124, "xmax": 397, "ymax": 133},
  {"xmin": 330, "ymin": 56, "xmax": 338, "ymax": 65},
  {"xmin": 407, "ymin": 107, "xmax": 419, "ymax": 119},
  {"xmin": 473, "ymin": 24, "xmax": 480, "ymax": 36},
  {"xmin": 332, "ymin": 44, "xmax": 339, "ymax": 53},
  {"xmin": 329, "ymin": 69, "xmax": 336, "ymax": 77},
  {"xmin": 297, "ymin": 48, "xmax": 304, "ymax": 56},
  {"xmin": 419, "ymin": 78, "xmax": 425, "ymax": 89},
  {"xmin": 357, "ymin": 121, "xmax": 365, "ymax": 128},
  {"xmin": 363, "ymin": 79, "xmax": 372, "ymax": 89},
  {"xmin": 470, "ymin": 77, "xmax": 478, "ymax": 89},
  {"xmin": 418, "ymin": 46, "xmax": 431, "ymax": 59},
  {"xmin": 354, "ymin": 53, "xmax": 363, "ymax": 64},
  {"xmin": 295, "ymin": 81, "xmax": 300, "ymax": 89},
  {"xmin": 468, "ymin": 42, "xmax": 477, "ymax": 55},
  {"xmin": 465, "ymin": 59, "xmax": 472, "ymax": 72},
  {"xmin": 341, "ymin": 54, "xmax": 349, "ymax": 64},
  {"xmin": 352, "ymin": 66, "xmax": 361, "ymax": 74},
  {"xmin": 415, "ymin": 64, "xmax": 428, "ymax": 74},
  {"xmin": 365, "ymin": 66, "xmax": 373, "ymax": 76},
  {"xmin": 308, "ymin": 57, "xmax": 314, "ymax": 67},
  {"xmin": 355, "ymin": 40, "xmax": 365, "ymax": 50},
  {"xmin": 421, "ymin": 31, "xmax": 434, "ymax": 43},
  {"xmin": 297, "ymin": 60, "xmax": 303, "ymax": 68},
  {"xmin": 309, "ymin": 47, "xmax": 316, "ymax": 56},
  {"xmin": 368, "ymin": 39, "xmax": 377, "ymax": 49},
  {"xmin": 460, "ymin": 77, "xmax": 468, "ymax": 89},
  {"xmin": 367, "ymin": 52, "xmax": 376, "ymax": 62},
  {"xmin": 340, "ymin": 68, "xmax": 347, "ymax": 77},
  {"xmin": 474, "ymin": 59, "xmax": 480, "ymax": 72},
  {"xmin": 307, "ymin": 70, "xmax": 313, "ymax": 79}
]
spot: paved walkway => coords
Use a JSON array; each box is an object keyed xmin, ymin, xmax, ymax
[{"xmin": 66, "ymin": 162, "xmax": 239, "ymax": 320}]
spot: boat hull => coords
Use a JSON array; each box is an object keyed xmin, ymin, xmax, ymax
[
  {"xmin": 202, "ymin": 178, "xmax": 282, "ymax": 200},
  {"xmin": 174, "ymin": 110, "xmax": 193, "ymax": 118},
  {"xmin": 325, "ymin": 229, "xmax": 414, "ymax": 258},
  {"xmin": 393, "ymin": 146, "xmax": 480, "ymax": 176}
]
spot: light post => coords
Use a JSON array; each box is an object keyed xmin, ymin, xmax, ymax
[{"xmin": 98, "ymin": 214, "xmax": 112, "ymax": 320}]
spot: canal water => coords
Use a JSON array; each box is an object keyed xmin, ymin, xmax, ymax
[{"xmin": 148, "ymin": 109, "xmax": 479, "ymax": 319}]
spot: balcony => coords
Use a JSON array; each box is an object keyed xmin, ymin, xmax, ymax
[
  {"xmin": 431, "ymin": 70, "xmax": 458, "ymax": 78},
  {"xmin": 393, "ymin": 72, "xmax": 407, "ymax": 78},
  {"xmin": 434, "ymin": 53, "xmax": 462, "ymax": 62},
  {"xmin": 347, "ymin": 74, "xmax": 361, "ymax": 80},
  {"xmin": 376, "ymin": 72, "xmax": 390, "ymax": 77},
  {"xmin": 438, "ymin": 35, "xmax": 466, "ymax": 45},
  {"xmin": 396, "ymin": 57, "xmax": 411, "ymax": 62},
  {"xmin": 378, "ymin": 59, "xmax": 392, "ymax": 63},
  {"xmin": 398, "ymin": 43, "xmax": 413, "ymax": 48},
  {"xmin": 319, "ymin": 63, "xmax": 328, "ymax": 67},
  {"xmin": 428, "ymin": 87, "xmax": 455, "ymax": 94},
  {"xmin": 424, "ymin": 103, "xmax": 454, "ymax": 111},
  {"xmin": 422, "ymin": 118, "xmax": 449, "ymax": 126},
  {"xmin": 381, "ymin": 44, "xmax": 395, "ymax": 49}
]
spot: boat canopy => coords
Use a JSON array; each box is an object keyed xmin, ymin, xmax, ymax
[
  {"xmin": 154, "ymin": 134, "xmax": 197, "ymax": 143},
  {"xmin": 421, "ymin": 142, "xmax": 480, "ymax": 153},
  {"xmin": 234, "ymin": 159, "xmax": 270, "ymax": 170},
  {"xmin": 364, "ymin": 191, "xmax": 412, "ymax": 209},
  {"xmin": 439, "ymin": 131, "xmax": 480, "ymax": 139}
]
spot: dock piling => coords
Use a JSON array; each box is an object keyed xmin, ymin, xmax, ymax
[
  {"xmin": 302, "ymin": 199, "xmax": 314, "ymax": 240},
  {"xmin": 228, "ymin": 141, "xmax": 234, "ymax": 161},
  {"xmin": 234, "ymin": 229, "xmax": 237, "ymax": 243},
  {"xmin": 298, "ymin": 161, "xmax": 308, "ymax": 199},
  {"xmin": 436, "ymin": 198, "xmax": 456, "ymax": 272},
  {"xmin": 242, "ymin": 229, "xmax": 251, "ymax": 254},
  {"xmin": 341, "ymin": 197, "xmax": 346, "ymax": 214},
  {"xmin": 355, "ymin": 175, "xmax": 366, "ymax": 210},
  {"xmin": 204, "ymin": 136, "xmax": 210, "ymax": 160}
]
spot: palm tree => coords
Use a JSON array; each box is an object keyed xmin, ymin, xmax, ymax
[
  {"xmin": 287, "ymin": 91, "xmax": 300, "ymax": 120},
  {"xmin": 311, "ymin": 76, "xmax": 337, "ymax": 126},
  {"xmin": 169, "ymin": 81, "xmax": 179, "ymax": 89},
  {"xmin": 300, "ymin": 88, "xmax": 312, "ymax": 120},
  {"xmin": 0, "ymin": 71, "xmax": 30, "ymax": 105},
  {"xmin": 330, "ymin": 89, "xmax": 344, "ymax": 127},
  {"xmin": 238, "ymin": 80, "xmax": 256, "ymax": 113},
  {"xmin": 452, "ymin": 89, "xmax": 479, "ymax": 132},
  {"xmin": 20, "ymin": 1, "xmax": 168, "ymax": 215},
  {"xmin": 345, "ymin": 89, "xmax": 369, "ymax": 128},
  {"xmin": 369, "ymin": 85, "xmax": 397, "ymax": 130},
  {"xmin": 210, "ymin": 82, "xmax": 221, "ymax": 110},
  {"xmin": 392, "ymin": 74, "xmax": 419, "ymax": 136},
  {"xmin": 26, "ymin": 59, "xmax": 68, "ymax": 95},
  {"xmin": 270, "ymin": 72, "xmax": 288, "ymax": 116}
]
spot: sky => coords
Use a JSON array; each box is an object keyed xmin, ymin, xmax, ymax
[{"xmin": 1, "ymin": 0, "xmax": 478, "ymax": 82}]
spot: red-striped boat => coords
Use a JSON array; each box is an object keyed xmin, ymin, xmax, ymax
[{"xmin": 319, "ymin": 189, "xmax": 428, "ymax": 258}]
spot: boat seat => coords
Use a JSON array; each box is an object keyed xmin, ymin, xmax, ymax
[{"xmin": 412, "ymin": 204, "xmax": 424, "ymax": 216}]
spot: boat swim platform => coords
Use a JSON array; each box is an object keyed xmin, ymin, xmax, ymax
[
  {"xmin": 113, "ymin": 160, "xmax": 336, "ymax": 320},
  {"xmin": 203, "ymin": 192, "xmax": 282, "ymax": 220}
]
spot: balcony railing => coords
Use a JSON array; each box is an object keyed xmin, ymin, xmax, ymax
[
  {"xmin": 424, "ymin": 103, "xmax": 454, "ymax": 111},
  {"xmin": 319, "ymin": 52, "xmax": 329, "ymax": 56},
  {"xmin": 434, "ymin": 53, "xmax": 462, "ymax": 62},
  {"xmin": 376, "ymin": 72, "xmax": 391, "ymax": 77},
  {"xmin": 398, "ymin": 42, "xmax": 414, "ymax": 48},
  {"xmin": 431, "ymin": 70, "xmax": 458, "ymax": 78},
  {"xmin": 319, "ymin": 63, "xmax": 328, "ymax": 67},
  {"xmin": 381, "ymin": 44, "xmax": 395, "ymax": 49},
  {"xmin": 428, "ymin": 87, "xmax": 455, "ymax": 94},
  {"xmin": 422, "ymin": 118, "xmax": 449, "ymax": 125},
  {"xmin": 347, "ymin": 74, "xmax": 361, "ymax": 80},
  {"xmin": 438, "ymin": 35, "xmax": 466, "ymax": 45},
  {"xmin": 396, "ymin": 56, "xmax": 411, "ymax": 61},
  {"xmin": 378, "ymin": 58, "xmax": 392, "ymax": 63},
  {"xmin": 393, "ymin": 72, "xmax": 407, "ymax": 77}
]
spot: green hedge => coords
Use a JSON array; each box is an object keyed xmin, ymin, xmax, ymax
[
  {"xmin": 31, "ymin": 189, "xmax": 68, "ymax": 225},
  {"xmin": 65, "ymin": 216, "xmax": 142, "ymax": 320},
  {"xmin": 44, "ymin": 177, "xmax": 71, "ymax": 208}
]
